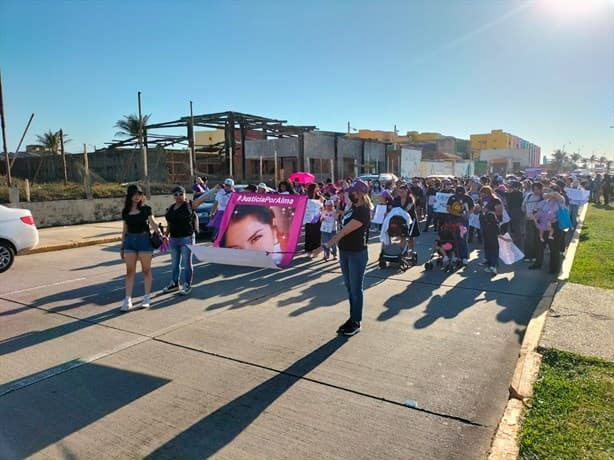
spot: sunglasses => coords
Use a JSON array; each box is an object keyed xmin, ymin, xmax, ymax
[{"xmin": 173, "ymin": 192, "xmax": 184, "ymax": 197}]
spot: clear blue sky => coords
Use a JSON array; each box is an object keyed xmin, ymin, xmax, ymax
[{"xmin": 1, "ymin": 0, "xmax": 613, "ymax": 160}]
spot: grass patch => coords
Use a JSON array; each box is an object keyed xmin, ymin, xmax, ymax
[
  {"xmin": 568, "ymin": 204, "xmax": 614, "ymax": 289},
  {"xmin": 519, "ymin": 349, "xmax": 614, "ymax": 460},
  {"xmin": 1, "ymin": 181, "xmax": 175, "ymax": 203}
]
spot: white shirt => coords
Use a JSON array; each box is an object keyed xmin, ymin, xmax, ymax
[{"xmin": 215, "ymin": 189, "xmax": 234, "ymax": 211}]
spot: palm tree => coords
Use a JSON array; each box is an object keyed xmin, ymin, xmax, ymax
[
  {"xmin": 551, "ymin": 149, "xmax": 569, "ymax": 172},
  {"xmin": 35, "ymin": 130, "xmax": 70, "ymax": 155},
  {"xmin": 598, "ymin": 156, "xmax": 608, "ymax": 167},
  {"xmin": 588, "ymin": 154, "xmax": 598, "ymax": 170},
  {"xmin": 581, "ymin": 157, "xmax": 589, "ymax": 169},
  {"xmin": 114, "ymin": 114, "xmax": 151, "ymax": 138},
  {"xmin": 570, "ymin": 152, "xmax": 582, "ymax": 168}
]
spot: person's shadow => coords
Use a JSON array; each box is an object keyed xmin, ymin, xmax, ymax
[{"xmin": 145, "ymin": 336, "xmax": 347, "ymax": 459}]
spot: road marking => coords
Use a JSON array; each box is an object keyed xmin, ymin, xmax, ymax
[
  {"xmin": 3, "ymin": 278, "xmax": 87, "ymax": 296},
  {"xmin": 0, "ymin": 336, "xmax": 150, "ymax": 397}
]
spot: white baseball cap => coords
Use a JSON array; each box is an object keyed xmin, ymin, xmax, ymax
[{"xmin": 224, "ymin": 178, "xmax": 234, "ymax": 186}]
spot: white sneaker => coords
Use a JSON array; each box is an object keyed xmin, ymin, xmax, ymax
[
  {"xmin": 120, "ymin": 297, "xmax": 133, "ymax": 312},
  {"xmin": 142, "ymin": 295, "xmax": 151, "ymax": 308},
  {"xmin": 490, "ymin": 266, "xmax": 498, "ymax": 275},
  {"xmin": 179, "ymin": 284, "xmax": 192, "ymax": 296}
]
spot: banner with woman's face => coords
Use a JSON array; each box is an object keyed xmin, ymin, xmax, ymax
[{"xmin": 190, "ymin": 193, "xmax": 307, "ymax": 269}]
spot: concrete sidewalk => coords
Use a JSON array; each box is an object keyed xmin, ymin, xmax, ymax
[
  {"xmin": 27, "ymin": 220, "xmax": 124, "ymax": 254},
  {"xmin": 540, "ymin": 282, "xmax": 613, "ymax": 362}
]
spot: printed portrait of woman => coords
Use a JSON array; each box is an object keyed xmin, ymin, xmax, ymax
[{"xmin": 219, "ymin": 205, "xmax": 294, "ymax": 266}]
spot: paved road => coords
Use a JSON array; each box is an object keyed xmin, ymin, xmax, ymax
[{"xmin": 0, "ymin": 233, "xmax": 553, "ymax": 459}]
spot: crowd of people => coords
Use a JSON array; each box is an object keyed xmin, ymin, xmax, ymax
[{"xmin": 117, "ymin": 171, "xmax": 595, "ymax": 335}]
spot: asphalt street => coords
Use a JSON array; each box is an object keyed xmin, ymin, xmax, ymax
[{"xmin": 0, "ymin": 232, "xmax": 553, "ymax": 459}]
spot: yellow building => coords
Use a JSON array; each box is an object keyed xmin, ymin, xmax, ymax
[
  {"xmin": 194, "ymin": 129, "xmax": 226, "ymax": 146},
  {"xmin": 471, "ymin": 129, "xmax": 541, "ymax": 166},
  {"xmin": 349, "ymin": 129, "xmax": 444, "ymax": 144}
]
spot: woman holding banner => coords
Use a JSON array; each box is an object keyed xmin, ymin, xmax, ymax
[{"xmin": 316, "ymin": 179, "xmax": 372, "ymax": 336}]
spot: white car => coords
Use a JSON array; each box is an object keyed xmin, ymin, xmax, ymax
[{"xmin": 0, "ymin": 205, "xmax": 39, "ymax": 272}]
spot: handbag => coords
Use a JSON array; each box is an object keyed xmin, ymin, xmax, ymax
[
  {"xmin": 498, "ymin": 233, "xmax": 524, "ymax": 265},
  {"xmin": 150, "ymin": 232, "xmax": 163, "ymax": 249},
  {"xmin": 557, "ymin": 207, "xmax": 572, "ymax": 231}
]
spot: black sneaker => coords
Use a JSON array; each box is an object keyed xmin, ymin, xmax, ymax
[
  {"xmin": 337, "ymin": 319, "xmax": 353, "ymax": 334},
  {"xmin": 342, "ymin": 321, "xmax": 362, "ymax": 336},
  {"xmin": 162, "ymin": 282, "xmax": 179, "ymax": 293}
]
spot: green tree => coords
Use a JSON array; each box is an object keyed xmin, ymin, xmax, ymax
[
  {"xmin": 551, "ymin": 149, "xmax": 569, "ymax": 172},
  {"xmin": 35, "ymin": 130, "xmax": 70, "ymax": 155},
  {"xmin": 570, "ymin": 152, "xmax": 582, "ymax": 168},
  {"xmin": 114, "ymin": 114, "xmax": 151, "ymax": 138},
  {"xmin": 598, "ymin": 156, "xmax": 607, "ymax": 167},
  {"xmin": 589, "ymin": 154, "xmax": 597, "ymax": 165}
]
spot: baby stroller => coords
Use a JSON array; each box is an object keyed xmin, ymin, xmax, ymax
[
  {"xmin": 424, "ymin": 221, "xmax": 460, "ymax": 272},
  {"xmin": 378, "ymin": 208, "xmax": 418, "ymax": 271}
]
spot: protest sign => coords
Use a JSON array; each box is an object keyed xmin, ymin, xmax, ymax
[
  {"xmin": 372, "ymin": 204, "xmax": 387, "ymax": 224},
  {"xmin": 433, "ymin": 192, "xmax": 453, "ymax": 213},
  {"xmin": 191, "ymin": 193, "xmax": 307, "ymax": 269},
  {"xmin": 564, "ymin": 187, "xmax": 590, "ymax": 205}
]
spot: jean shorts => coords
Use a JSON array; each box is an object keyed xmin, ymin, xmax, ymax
[{"xmin": 123, "ymin": 232, "xmax": 154, "ymax": 254}]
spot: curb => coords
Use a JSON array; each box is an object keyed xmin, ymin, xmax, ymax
[
  {"xmin": 24, "ymin": 236, "xmax": 121, "ymax": 255},
  {"xmin": 488, "ymin": 203, "xmax": 589, "ymax": 459}
]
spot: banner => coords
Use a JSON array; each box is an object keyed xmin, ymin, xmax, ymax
[
  {"xmin": 433, "ymin": 192, "xmax": 453, "ymax": 213},
  {"xmin": 564, "ymin": 187, "xmax": 590, "ymax": 205},
  {"xmin": 190, "ymin": 193, "xmax": 307, "ymax": 269}
]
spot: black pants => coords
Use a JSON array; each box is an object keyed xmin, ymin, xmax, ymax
[
  {"xmin": 535, "ymin": 225, "xmax": 563, "ymax": 274},
  {"xmin": 468, "ymin": 226, "xmax": 482, "ymax": 243},
  {"xmin": 524, "ymin": 220, "xmax": 539, "ymax": 260}
]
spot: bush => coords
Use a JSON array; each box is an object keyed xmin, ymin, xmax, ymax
[{"xmin": 0, "ymin": 180, "xmax": 177, "ymax": 203}]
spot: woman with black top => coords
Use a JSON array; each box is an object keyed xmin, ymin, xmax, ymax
[
  {"xmin": 392, "ymin": 184, "xmax": 421, "ymax": 252},
  {"xmin": 304, "ymin": 183, "xmax": 322, "ymax": 257},
  {"xmin": 162, "ymin": 185, "xmax": 212, "ymax": 296},
  {"xmin": 475, "ymin": 186, "xmax": 503, "ymax": 275},
  {"xmin": 120, "ymin": 184, "xmax": 161, "ymax": 312},
  {"xmin": 316, "ymin": 179, "xmax": 372, "ymax": 336}
]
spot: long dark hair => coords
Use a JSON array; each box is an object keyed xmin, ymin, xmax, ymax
[
  {"xmin": 278, "ymin": 180, "xmax": 296, "ymax": 195},
  {"xmin": 219, "ymin": 205, "xmax": 275, "ymax": 247},
  {"xmin": 306, "ymin": 183, "xmax": 319, "ymax": 200},
  {"xmin": 122, "ymin": 184, "xmax": 145, "ymax": 218}
]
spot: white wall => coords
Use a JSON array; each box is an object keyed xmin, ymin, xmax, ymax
[
  {"xmin": 400, "ymin": 148, "xmax": 422, "ymax": 177},
  {"xmin": 479, "ymin": 149, "xmax": 532, "ymax": 167}
]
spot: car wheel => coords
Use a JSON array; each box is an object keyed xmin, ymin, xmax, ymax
[{"xmin": 0, "ymin": 241, "xmax": 15, "ymax": 273}]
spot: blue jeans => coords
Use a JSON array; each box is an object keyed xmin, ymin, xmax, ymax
[
  {"xmin": 169, "ymin": 235, "xmax": 195, "ymax": 285},
  {"xmin": 569, "ymin": 204, "xmax": 579, "ymax": 228},
  {"xmin": 339, "ymin": 249, "xmax": 368, "ymax": 323},
  {"xmin": 320, "ymin": 231, "xmax": 337, "ymax": 257}
]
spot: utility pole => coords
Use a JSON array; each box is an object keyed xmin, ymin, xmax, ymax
[
  {"xmin": 138, "ymin": 91, "xmax": 150, "ymax": 197},
  {"xmin": 60, "ymin": 129, "xmax": 68, "ymax": 184},
  {"xmin": 0, "ymin": 70, "xmax": 11, "ymax": 187},
  {"xmin": 188, "ymin": 100, "xmax": 195, "ymax": 180}
]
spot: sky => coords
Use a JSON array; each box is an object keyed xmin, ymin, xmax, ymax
[{"xmin": 1, "ymin": 0, "xmax": 613, "ymax": 161}]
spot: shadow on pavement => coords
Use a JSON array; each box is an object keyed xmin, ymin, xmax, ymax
[
  {"xmin": 145, "ymin": 336, "xmax": 346, "ymax": 459},
  {"xmin": 0, "ymin": 362, "xmax": 170, "ymax": 459}
]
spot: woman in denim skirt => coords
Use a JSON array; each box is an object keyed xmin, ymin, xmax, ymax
[{"xmin": 120, "ymin": 184, "xmax": 162, "ymax": 312}]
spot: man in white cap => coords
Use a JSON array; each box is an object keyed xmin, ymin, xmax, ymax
[
  {"xmin": 257, "ymin": 182, "xmax": 268, "ymax": 194},
  {"xmin": 209, "ymin": 178, "xmax": 235, "ymax": 241}
]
